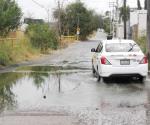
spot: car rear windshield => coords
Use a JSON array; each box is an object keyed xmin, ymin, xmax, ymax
[{"xmin": 105, "ymin": 43, "xmax": 141, "ymax": 52}]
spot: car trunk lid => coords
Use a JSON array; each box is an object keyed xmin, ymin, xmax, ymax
[{"xmin": 105, "ymin": 52, "xmax": 144, "ymax": 67}]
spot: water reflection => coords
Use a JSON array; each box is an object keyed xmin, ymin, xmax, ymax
[
  {"xmin": 0, "ymin": 66, "xmax": 80, "ymax": 113},
  {"xmin": 29, "ymin": 72, "xmax": 49, "ymax": 89},
  {"xmin": 0, "ymin": 73, "xmax": 23, "ymax": 113},
  {"xmin": 17, "ymin": 65, "xmax": 89, "ymax": 72}
]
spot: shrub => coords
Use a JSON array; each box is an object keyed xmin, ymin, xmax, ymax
[
  {"xmin": 0, "ymin": 37, "xmax": 40, "ymax": 66},
  {"xmin": 26, "ymin": 24, "xmax": 59, "ymax": 53},
  {"xmin": 137, "ymin": 36, "xmax": 146, "ymax": 54},
  {"xmin": 0, "ymin": 52, "xmax": 9, "ymax": 66},
  {"xmin": 0, "ymin": 43, "xmax": 12, "ymax": 65}
]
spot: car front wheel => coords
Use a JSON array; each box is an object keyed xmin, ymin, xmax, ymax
[
  {"xmin": 97, "ymin": 73, "xmax": 101, "ymax": 82},
  {"xmin": 92, "ymin": 65, "xmax": 96, "ymax": 74},
  {"xmin": 92, "ymin": 65, "xmax": 97, "ymax": 77},
  {"xmin": 96, "ymin": 68, "xmax": 101, "ymax": 82}
]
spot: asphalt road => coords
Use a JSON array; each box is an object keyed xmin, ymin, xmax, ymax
[{"xmin": 0, "ymin": 32, "xmax": 150, "ymax": 125}]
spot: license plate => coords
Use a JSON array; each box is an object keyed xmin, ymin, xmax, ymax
[{"xmin": 120, "ymin": 60, "xmax": 130, "ymax": 65}]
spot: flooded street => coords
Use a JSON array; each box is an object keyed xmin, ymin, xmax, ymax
[{"xmin": 0, "ymin": 33, "xmax": 150, "ymax": 125}]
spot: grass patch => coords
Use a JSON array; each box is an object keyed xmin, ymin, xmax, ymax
[
  {"xmin": 0, "ymin": 37, "xmax": 40, "ymax": 66},
  {"xmin": 137, "ymin": 36, "xmax": 150, "ymax": 70}
]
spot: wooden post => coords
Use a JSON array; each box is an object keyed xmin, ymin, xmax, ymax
[{"xmin": 12, "ymin": 39, "xmax": 14, "ymax": 48}]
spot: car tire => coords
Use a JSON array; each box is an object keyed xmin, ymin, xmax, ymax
[
  {"xmin": 92, "ymin": 65, "xmax": 96, "ymax": 74},
  {"xmin": 103, "ymin": 77, "xmax": 109, "ymax": 83},
  {"xmin": 92, "ymin": 65, "xmax": 96, "ymax": 77},
  {"xmin": 97, "ymin": 73, "xmax": 101, "ymax": 82},
  {"xmin": 96, "ymin": 66, "xmax": 101, "ymax": 82},
  {"xmin": 139, "ymin": 76, "xmax": 146, "ymax": 83}
]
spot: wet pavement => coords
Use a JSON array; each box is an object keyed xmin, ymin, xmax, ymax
[{"xmin": 0, "ymin": 32, "xmax": 150, "ymax": 125}]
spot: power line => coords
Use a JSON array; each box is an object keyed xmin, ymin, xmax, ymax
[
  {"xmin": 31, "ymin": 0, "xmax": 45, "ymax": 8},
  {"xmin": 31, "ymin": 0, "xmax": 50, "ymax": 24}
]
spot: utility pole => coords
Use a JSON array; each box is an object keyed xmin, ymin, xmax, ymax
[
  {"xmin": 58, "ymin": 0, "xmax": 61, "ymax": 42},
  {"xmin": 124, "ymin": 0, "xmax": 127, "ymax": 39},
  {"xmin": 116, "ymin": 0, "xmax": 119, "ymax": 38},
  {"xmin": 76, "ymin": 14, "xmax": 80, "ymax": 41},
  {"xmin": 147, "ymin": 0, "xmax": 150, "ymax": 57},
  {"xmin": 109, "ymin": 2, "xmax": 115, "ymax": 36}
]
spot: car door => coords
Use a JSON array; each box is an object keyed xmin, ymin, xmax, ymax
[{"xmin": 95, "ymin": 42, "xmax": 103, "ymax": 72}]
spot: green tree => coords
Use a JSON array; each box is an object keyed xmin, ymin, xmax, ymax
[
  {"xmin": 66, "ymin": 2, "xmax": 99, "ymax": 40},
  {"xmin": 0, "ymin": 0, "xmax": 22, "ymax": 36},
  {"xmin": 53, "ymin": 8, "xmax": 68, "ymax": 35},
  {"xmin": 102, "ymin": 11, "xmax": 112, "ymax": 33},
  {"xmin": 103, "ymin": 18, "xmax": 111, "ymax": 33},
  {"xmin": 54, "ymin": 2, "xmax": 100, "ymax": 40},
  {"xmin": 119, "ymin": 6, "xmax": 130, "ymax": 22},
  {"xmin": 26, "ymin": 24, "xmax": 59, "ymax": 53}
]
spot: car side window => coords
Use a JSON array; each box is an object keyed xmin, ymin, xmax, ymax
[{"xmin": 96, "ymin": 43, "xmax": 103, "ymax": 53}]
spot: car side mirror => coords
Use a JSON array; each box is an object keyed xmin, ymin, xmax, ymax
[{"xmin": 91, "ymin": 48, "xmax": 96, "ymax": 52}]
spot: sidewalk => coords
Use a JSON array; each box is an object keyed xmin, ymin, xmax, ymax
[{"xmin": 0, "ymin": 115, "xmax": 79, "ymax": 125}]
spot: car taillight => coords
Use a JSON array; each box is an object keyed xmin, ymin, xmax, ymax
[
  {"xmin": 139, "ymin": 56, "xmax": 148, "ymax": 64},
  {"xmin": 101, "ymin": 56, "xmax": 111, "ymax": 65}
]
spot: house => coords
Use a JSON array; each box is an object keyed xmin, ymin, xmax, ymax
[
  {"xmin": 24, "ymin": 18, "xmax": 44, "ymax": 24},
  {"xmin": 116, "ymin": 9, "xmax": 147, "ymax": 40},
  {"xmin": 130, "ymin": 9, "xmax": 147, "ymax": 40}
]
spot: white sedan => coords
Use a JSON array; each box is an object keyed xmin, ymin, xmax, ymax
[{"xmin": 91, "ymin": 39, "xmax": 148, "ymax": 82}]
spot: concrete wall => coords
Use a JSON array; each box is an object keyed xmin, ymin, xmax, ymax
[
  {"xmin": 138, "ymin": 12, "xmax": 147, "ymax": 36},
  {"xmin": 117, "ymin": 23, "xmax": 124, "ymax": 39},
  {"xmin": 131, "ymin": 24, "xmax": 138, "ymax": 41}
]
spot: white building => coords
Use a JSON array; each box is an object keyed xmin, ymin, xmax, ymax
[
  {"xmin": 130, "ymin": 9, "xmax": 147, "ymax": 38},
  {"xmin": 117, "ymin": 9, "xmax": 147, "ymax": 40}
]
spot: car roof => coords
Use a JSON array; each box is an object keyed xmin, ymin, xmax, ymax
[{"xmin": 102, "ymin": 39, "xmax": 135, "ymax": 44}]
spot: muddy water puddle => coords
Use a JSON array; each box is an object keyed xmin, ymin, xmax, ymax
[
  {"xmin": 0, "ymin": 65, "xmax": 90, "ymax": 113},
  {"xmin": 17, "ymin": 65, "xmax": 90, "ymax": 71},
  {"xmin": 0, "ymin": 65, "xmax": 150, "ymax": 125}
]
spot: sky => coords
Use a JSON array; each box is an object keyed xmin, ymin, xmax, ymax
[{"xmin": 16, "ymin": 0, "xmax": 145, "ymax": 22}]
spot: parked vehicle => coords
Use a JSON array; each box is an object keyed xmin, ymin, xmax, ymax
[{"xmin": 91, "ymin": 39, "xmax": 148, "ymax": 82}]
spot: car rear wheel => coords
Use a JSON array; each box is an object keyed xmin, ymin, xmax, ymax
[
  {"xmin": 139, "ymin": 76, "xmax": 146, "ymax": 83},
  {"xmin": 103, "ymin": 77, "xmax": 110, "ymax": 83}
]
